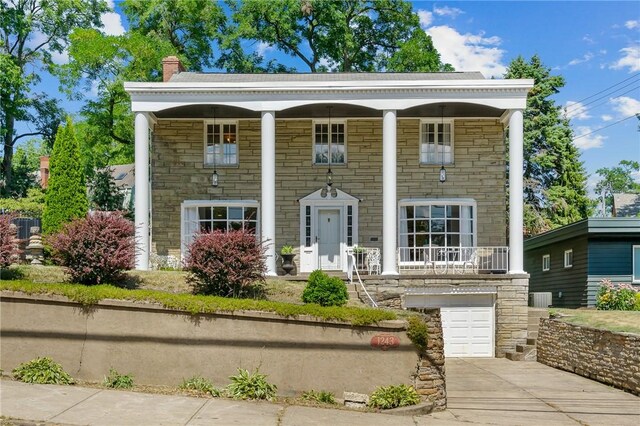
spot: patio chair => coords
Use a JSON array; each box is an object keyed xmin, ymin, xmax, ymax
[
  {"xmin": 461, "ymin": 249, "xmax": 478, "ymax": 274},
  {"xmin": 367, "ymin": 249, "xmax": 381, "ymax": 275}
]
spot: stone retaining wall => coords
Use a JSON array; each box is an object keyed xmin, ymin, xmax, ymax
[
  {"xmin": 1, "ymin": 292, "xmax": 446, "ymax": 409},
  {"xmin": 537, "ymin": 318, "xmax": 640, "ymax": 395},
  {"xmin": 361, "ymin": 274, "xmax": 529, "ymax": 357}
]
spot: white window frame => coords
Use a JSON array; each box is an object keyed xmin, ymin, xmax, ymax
[
  {"xmin": 398, "ymin": 198, "xmax": 476, "ymax": 266},
  {"xmin": 312, "ymin": 119, "xmax": 347, "ymax": 165},
  {"xmin": 203, "ymin": 119, "xmax": 239, "ymax": 167},
  {"xmin": 542, "ymin": 254, "xmax": 550, "ymax": 271},
  {"xmin": 564, "ymin": 249, "xmax": 573, "ymax": 268},
  {"xmin": 633, "ymin": 245, "xmax": 640, "ymax": 283},
  {"xmin": 419, "ymin": 118, "xmax": 454, "ymax": 165},
  {"xmin": 180, "ymin": 200, "xmax": 259, "ymax": 258}
]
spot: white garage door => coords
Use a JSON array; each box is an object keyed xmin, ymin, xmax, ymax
[{"xmin": 405, "ymin": 293, "xmax": 495, "ymax": 358}]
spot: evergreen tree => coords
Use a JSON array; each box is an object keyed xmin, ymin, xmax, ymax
[
  {"xmin": 89, "ymin": 168, "xmax": 125, "ymax": 211},
  {"xmin": 42, "ymin": 118, "xmax": 88, "ymax": 234},
  {"xmin": 505, "ymin": 55, "xmax": 591, "ymax": 235}
]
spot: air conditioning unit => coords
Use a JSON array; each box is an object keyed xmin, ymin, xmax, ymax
[{"xmin": 529, "ymin": 292, "xmax": 552, "ymax": 308}]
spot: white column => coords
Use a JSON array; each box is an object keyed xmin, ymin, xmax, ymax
[
  {"xmin": 509, "ymin": 110, "xmax": 525, "ymax": 274},
  {"xmin": 134, "ymin": 112, "xmax": 150, "ymax": 270},
  {"xmin": 382, "ymin": 110, "xmax": 398, "ymax": 275},
  {"xmin": 261, "ymin": 111, "xmax": 277, "ymax": 276}
]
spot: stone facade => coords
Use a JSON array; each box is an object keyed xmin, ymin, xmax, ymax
[
  {"xmin": 150, "ymin": 118, "xmax": 506, "ymax": 258},
  {"xmin": 360, "ymin": 275, "xmax": 529, "ymax": 357},
  {"xmin": 412, "ymin": 308, "xmax": 447, "ymax": 410},
  {"xmin": 537, "ymin": 318, "xmax": 640, "ymax": 395}
]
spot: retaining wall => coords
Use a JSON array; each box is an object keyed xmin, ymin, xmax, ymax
[
  {"xmin": 0, "ymin": 292, "xmax": 446, "ymax": 408},
  {"xmin": 537, "ymin": 318, "xmax": 640, "ymax": 395}
]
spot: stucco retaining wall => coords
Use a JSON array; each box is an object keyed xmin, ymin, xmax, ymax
[
  {"xmin": 360, "ymin": 274, "xmax": 530, "ymax": 357},
  {"xmin": 0, "ymin": 292, "xmax": 446, "ymax": 408},
  {"xmin": 537, "ymin": 318, "xmax": 640, "ymax": 395}
]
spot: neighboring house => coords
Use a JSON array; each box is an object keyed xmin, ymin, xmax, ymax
[
  {"xmin": 107, "ymin": 163, "xmax": 135, "ymax": 210},
  {"xmin": 124, "ymin": 56, "xmax": 533, "ymax": 358},
  {"xmin": 524, "ymin": 218, "xmax": 640, "ymax": 308},
  {"xmin": 613, "ymin": 193, "xmax": 640, "ymax": 217}
]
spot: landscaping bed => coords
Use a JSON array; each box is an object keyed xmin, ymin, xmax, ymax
[{"xmin": 550, "ymin": 308, "xmax": 640, "ymax": 335}]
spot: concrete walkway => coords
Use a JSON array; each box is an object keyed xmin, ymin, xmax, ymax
[{"xmin": 1, "ymin": 359, "xmax": 638, "ymax": 425}]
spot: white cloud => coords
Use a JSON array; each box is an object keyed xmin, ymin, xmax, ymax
[
  {"xmin": 625, "ymin": 20, "xmax": 640, "ymax": 30},
  {"xmin": 433, "ymin": 6, "xmax": 464, "ymax": 18},
  {"xmin": 573, "ymin": 126, "xmax": 606, "ymax": 150},
  {"xmin": 256, "ymin": 41, "xmax": 274, "ymax": 56},
  {"xmin": 417, "ymin": 9, "xmax": 433, "ymax": 27},
  {"xmin": 426, "ymin": 25, "xmax": 506, "ymax": 77},
  {"xmin": 568, "ymin": 52, "xmax": 594, "ymax": 66},
  {"xmin": 583, "ymin": 35, "xmax": 594, "ymax": 44},
  {"xmin": 564, "ymin": 101, "xmax": 591, "ymax": 120},
  {"xmin": 610, "ymin": 44, "xmax": 640, "ymax": 72},
  {"xmin": 101, "ymin": 0, "xmax": 125, "ymax": 36},
  {"xmin": 26, "ymin": 31, "xmax": 69, "ymax": 64},
  {"xmin": 609, "ymin": 96, "xmax": 640, "ymax": 118},
  {"xmin": 601, "ymin": 114, "xmax": 613, "ymax": 121}
]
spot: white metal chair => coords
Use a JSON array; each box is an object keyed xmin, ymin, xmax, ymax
[
  {"xmin": 461, "ymin": 249, "xmax": 478, "ymax": 274},
  {"xmin": 367, "ymin": 249, "xmax": 381, "ymax": 275}
]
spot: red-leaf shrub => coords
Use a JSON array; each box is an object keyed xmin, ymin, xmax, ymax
[
  {"xmin": 0, "ymin": 214, "xmax": 18, "ymax": 268},
  {"xmin": 49, "ymin": 212, "xmax": 135, "ymax": 285},
  {"xmin": 185, "ymin": 229, "xmax": 266, "ymax": 298}
]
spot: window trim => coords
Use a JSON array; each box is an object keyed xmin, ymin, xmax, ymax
[
  {"xmin": 180, "ymin": 200, "xmax": 259, "ymax": 258},
  {"xmin": 419, "ymin": 118, "xmax": 455, "ymax": 165},
  {"xmin": 542, "ymin": 254, "xmax": 550, "ymax": 272},
  {"xmin": 203, "ymin": 119, "xmax": 239, "ymax": 167},
  {"xmin": 397, "ymin": 198, "xmax": 477, "ymax": 265},
  {"xmin": 633, "ymin": 245, "xmax": 640, "ymax": 283},
  {"xmin": 564, "ymin": 249, "xmax": 573, "ymax": 268},
  {"xmin": 312, "ymin": 119, "xmax": 347, "ymax": 165}
]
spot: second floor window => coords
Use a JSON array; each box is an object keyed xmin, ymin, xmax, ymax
[
  {"xmin": 421, "ymin": 120, "xmax": 453, "ymax": 164},
  {"xmin": 205, "ymin": 121, "xmax": 237, "ymax": 166},
  {"xmin": 314, "ymin": 121, "xmax": 345, "ymax": 164}
]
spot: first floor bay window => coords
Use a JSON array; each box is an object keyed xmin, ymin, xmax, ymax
[
  {"xmin": 181, "ymin": 200, "xmax": 259, "ymax": 255},
  {"xmin": 398, "ymin": 199, "xmax": 476, "ymax": 264}
]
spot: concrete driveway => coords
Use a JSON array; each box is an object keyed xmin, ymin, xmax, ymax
[{"xmin": 422, "ymin": 358, "xmax": 640, "ymax": 425}]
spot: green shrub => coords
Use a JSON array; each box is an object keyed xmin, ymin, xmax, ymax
[
  {"xmin": 406, "ymin": 316, "xmax": 429, "ymax": 352},
  {"xmin": 180, "ymin": 376, "xmax": 223, "ymax": 397},
  {"xmin": 226, "ymin": 368, "xmax": 277, "ymax": 401},
  {"xmin": 103, "ymin": 368, "xmax": 134, "ymax": 389},
  {"xmin": 302, "ymin": 270, "xmax": 348, "ymax": 307},
  {"xmin": 301, "ymin": 390, "xmax": 336, "ymax": 404},
  {"xmin": 12, "ymin": 357, "xmax": 74, "ymax": 385},
  {"xmin": 280, "ymin": 245, "xmax": 294, "ymax": 255},
  {"xmin": 368, "ymin": 384, "xmax": 420, "ymax": 409},
  {"xmin": 596, "ymin": 279, "xmax": 639, "ymax": 311}
]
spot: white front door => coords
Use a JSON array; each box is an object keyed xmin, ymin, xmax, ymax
[{"xmin": 318, "ymin": 209, "xmax": 341, "ymax": 270}]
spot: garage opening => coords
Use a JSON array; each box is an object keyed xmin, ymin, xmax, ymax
[{"xmin": 405, "ymin": 288, "xmax": 496, "ymax": 358}]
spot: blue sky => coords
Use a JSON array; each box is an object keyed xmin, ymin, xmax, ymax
[{"xmin": 21, "ymin": 1, "xmax": 640, "ymax": 195}]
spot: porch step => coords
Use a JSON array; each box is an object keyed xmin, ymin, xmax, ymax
[
  {"xmin": 505, "ymin": 352, "xmax": 524, "ymax": 361},
  {"xmin": 526, "ymin": 338, "xmax": 537, "ymax": 346},
  {"xmin": 528, "ymin": 331, "xmax": 539, "ymax": 340}
]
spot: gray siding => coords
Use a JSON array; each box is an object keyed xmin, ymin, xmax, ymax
[
  {"xmin": 524, "ymin": 236, "xmax": 588, "ymax": 308},
  {"xmin": 588, "ymin": 239, "xmax": 640, "ymax": 275}
]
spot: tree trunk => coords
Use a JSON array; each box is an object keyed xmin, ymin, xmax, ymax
[{"xmin": 2, "ymin": 114, "xmax": 15, "ymax": 195}]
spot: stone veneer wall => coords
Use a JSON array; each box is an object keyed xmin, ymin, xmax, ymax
[
  {"xmin": 412, "ymin": 308, "xmax": 447, "ymax": 410},
  {"xmin": 361, "ymin": 275, "xmax": 529, "ymax": 357},
  {"xmin": 537, "ymin": 318, "xmax": 640, "ymax": 395},
  {"xmin": 150, "ymin": 118, "xmax": 506, "ymax": 259}
]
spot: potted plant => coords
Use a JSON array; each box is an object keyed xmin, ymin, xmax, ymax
[
  {"xmin": 280, "ymin": 245, "xmax": 295, "ymax": 275},
  {"xmin": 353, "ymin": 245, "xmax": 366, "ymax": 270}
]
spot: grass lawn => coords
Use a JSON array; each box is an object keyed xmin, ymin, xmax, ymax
[
  {"xmin": 1, "ymin": 264, "xmax": 364, "ymax": 307},
  {"xmin": 550, "ymin": 308, "xmax": 640, "ymax": 334}
]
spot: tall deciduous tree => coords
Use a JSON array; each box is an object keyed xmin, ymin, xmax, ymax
[
  {"xmin": 0, "ymin": 0, "xmax": 107, "ymax": 194},
  {"xmin": 595, "ymin": 160, "xmax": 640, "ymax": 214},
  {"xmin": 229, "ymin": 0, "xmax": 451, "ymax": 72},
  {"xmin": 42, "ymin": 117, "xmax": 88, "ymax": 234},
  {"xmin": 505, "ymin": 55, "xmax": 591, "ymax": 235}
]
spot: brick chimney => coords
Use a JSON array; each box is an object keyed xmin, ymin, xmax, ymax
[
  {"xmin": 162, "ymin": 56, "xmax": 185, "ymax": 82},
  {"xmin": 39, "ymin": 156, "xmax": 50, "ymax": 189}
]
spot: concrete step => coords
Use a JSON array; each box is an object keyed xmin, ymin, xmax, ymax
[
  {"xmin": 506, "ymin": 352, "xmax": 524, "ymax": 361},
  {"xmin": 526, "ymin": 338, "xmax": 537, "ymax": 346},
  {"xmin": 528, "ymin": 331, "xmax": 539, "ymax": 340},
  {"xmin": 516, "ymin": 344, "xmax": 536, "ymax": 354}
]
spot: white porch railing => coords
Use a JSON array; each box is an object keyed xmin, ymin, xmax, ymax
[
  {"xmin": 345, "ymin": 246, "xmax": 381, "ymax": 276},
  {"xmin": 345, "ymin": 247, "xmax": 379, "ymax": 307},
  {"xmin": 397, "ymin": 246, "xmax": 509, "ymax": 274}
]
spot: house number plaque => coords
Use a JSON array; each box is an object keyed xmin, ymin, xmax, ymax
[{"xmin": 370, "ymin": 334, "xmax": 400, "ymax": 351}]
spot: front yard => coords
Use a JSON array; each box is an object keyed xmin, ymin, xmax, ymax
[{"xmin": 550, "ymin": 308, "xmax": 640, "ymax": 334}]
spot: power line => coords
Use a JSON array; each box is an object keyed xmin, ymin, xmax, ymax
[
  {"xmin": 573, "ymin": 114, "xmax": 637, "ymax": 140},
  {"xmin": 566, "ymin": 72, "xmax": 640, "ymax": 108},
  {"xmin": 565, "ymin": 80, "xmax": 640, "ymax": 113},
  {"xmin": 565, "ymin": 85, "xmax": 640, "ymax": 118}
]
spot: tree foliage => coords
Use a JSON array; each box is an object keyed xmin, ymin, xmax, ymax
[
  {"xmin": 229, "ymin": 0, "xmax": 451, "ymax": 72},
  {"xmin": 0, "ymin": 0, "xmax": 107, "ymax": 194},
  {"xmin": 594, "ymin": 160, "xmax": 640, "ymax": 215},
  {"xmin": 42, "ymin": 118, "xmax": 88, "ymax": 234},
  {"xmin": 505, "ymin": 55, "xmax": 591, "ymax": 235},
  {"xmin": 89, "ymin": 167, "xmax": 125, "ymax": 211}
]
